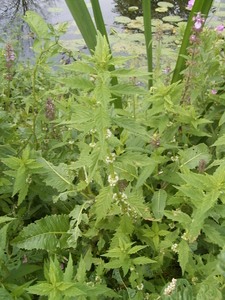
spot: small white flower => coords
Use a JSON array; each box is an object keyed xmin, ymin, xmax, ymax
[
  {"xmin": 108, "ymin": 173, "xmax": 119, "ymax": 186},
  {"xmin": 181, "ymin": 232, "xmax": 188, "ymax": 241},
  {"xmin": 106, "ymin": 129, "xmax": 112, "ymax": 139},
  {"xmin": 163, "ymin": 278, "xmax": 177, "ymax": 295},
  {"xmin": 137, "ymin": 283, "xmax": 144, "ymax": 290},
  {"xmin": 105, "ymin": 153, "xmax": 116, "ymax": 164},
  {"xmin": 90, "ymin": 128, "xmax": 97, "ymax": 134},
  {"xmin": 68, "ymin": 140, "xmax": 74, "ymax": 145},
  {"xmin": 171, "ymin": 155, "xmax": 179, "ymax": 162},
  {"xmin": 89, "ymin": 142, "xmax": 96, "ymax": 148},
  {"xmin": 171, "ymin": 243, "xmax": 178, "ymax": 253}
]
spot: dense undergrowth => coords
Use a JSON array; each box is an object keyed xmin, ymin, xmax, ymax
[{"xmin": 1, "ymin": 8, "xmax": 225, "ymax": 300}]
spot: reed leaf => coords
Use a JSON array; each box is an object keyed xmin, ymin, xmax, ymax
[
  {"xmin": 65, "ymin": 0, "xmax": 97, "ymax": 52},
  {"xmin": 142, "ymin": 0, "xmax": 153, "ymax": 89},
  {"xmin": 171, "ymin": 0, "xmax": 214, "ymax": 84}
]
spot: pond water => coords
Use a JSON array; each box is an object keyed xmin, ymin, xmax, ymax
[{"xmin": 1, "ymin": 0, "xmax": 225, "ymax": 64}]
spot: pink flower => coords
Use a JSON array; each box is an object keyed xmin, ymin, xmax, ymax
[
  {"xmin": 211, "ymin": 89, "xmax": 217, "ymax": 95},
  {"xmin": 188, "ymin": 0, "xmax": 195, "ymax": 9},
  {"xmin": 217, "ymin": 24, "xmax": 224, "ymax": 34},
  {"xmin": 193, "ymin": 12, "xmax": 205, "ymax": 32}
]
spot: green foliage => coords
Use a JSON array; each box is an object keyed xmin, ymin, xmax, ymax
[{"xmin": 1, "ymin": 7, "xmax": 225, "ymax": 300}]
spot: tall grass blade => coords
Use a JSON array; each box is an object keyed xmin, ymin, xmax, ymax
[
  {"xmin": 142, "ymin": 0, "xmax": 153, "ymax": 89},
  {"xmin": 65, "ymin": 0, "xmax": 97, "ymax": 52},
  {"xmin": 171, "ymin": 0, "xmax": 214, "ymax": 84},
  {"xmin": 90, "ymin": 0, "xmax": 109, "ymax": 45}
]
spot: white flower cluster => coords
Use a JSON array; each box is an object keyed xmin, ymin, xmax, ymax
[
  {"xmin": 89, "ymin": 142, "xmax": 96, "ymax": 148},
  {"xmin": 163, "ymin": 278, "xmax": 177, "ymax": 295},
  {"xmin": 106, "ymin": 129, "xmax": 112, "ymax": 139},
  {"xmin": 171, "ymin": 155, "xmax": 179, "ymax": 162},
  {"xmin": 181, "ymin": 231, "xmax": 189, "ymax": 241},
  {"xmin": 113, "ymin": 192, "xmax": 138, "ymax": 219},
  {"xmin": 105, "ymin": 153, "xmax": 116, "ymax": 164},
  {"xmin": 137, "ymin": 283, "xmax": 144, "ymax": 291},
  {"xmin": 108, "ymin": 173, "xmax": 119, "ymax": 186},
  {"xmin": 26, "ymin": 174, "xmax": 32, "ymax": 184},
  {"xmin": 171, "ymin": 243, "xmax": 178, "ymax": 253},
  {"xmin": 90, "ymin": 128, "xmax": 97, "ymax": 134}
]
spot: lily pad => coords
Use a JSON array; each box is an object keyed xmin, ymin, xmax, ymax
[
  {"xmin": 155, "ymin": 7, "xmax": 168, "ymax": 13},
  {"xmin": 162, "ymin": 16, "xmax": 183, "ymax": 23},
  {"xmin": 151, "ymin": 19, "xmax": 163, "ymax": 27},
  {"xmin": 136, "ymin": 16, "xmax": 144, "ymax": 23},
  {"xmin": 127, "ymin": 20, "xmax": 144, "ymax": 29},
  {"xmin": 47, "ymin": 7, "xmax": 64, "ymax": 13},
  {"xmin": 114, "ymin": 16, "xmax": 131, "ymax": 24},
  {"xmin": 162, "ymin": 23, "xmax": 174, "ymax": 31},
  {"xmin": 128, "ymin": 6, "xmax": 139, "ymax": 12},
  {"xmin": 158, "ymin": 1, "xmax": 174, "ymax": 8}
]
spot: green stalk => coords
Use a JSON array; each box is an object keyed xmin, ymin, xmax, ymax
[
  {"xmin": 171, "ymin": 0, "xmax": 214, "ymax": 84},
  {"xmin": 90, "ymin": 0, "xmax": 109, "ymax": 45},
  {"xmin": 65, "ymin": 0, "xmax": 97, "ymax": 52},
  {"xmin": 90, "ymin": 0, "xmax": 122, "ymax": 108},
  {"xmin": 142, "ymin": 0, "xmax": 153, "ymax": 89},
  {"xmin": 65, "ymin": 0, "xmax": 122, "ymax": 108}
]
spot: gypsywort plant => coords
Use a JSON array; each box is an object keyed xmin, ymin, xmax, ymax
[{"xmin": 1, "ymin": 5, "xmax": 225, "ymax": 300}]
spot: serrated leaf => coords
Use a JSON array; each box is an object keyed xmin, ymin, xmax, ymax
[
  {"xmin": 22, "ymin": 11, "xmax": 48, "ymax": 39},
  {"xmin": 61, "ymin": 61, "xmax": 96, "ymax": 74},
  {"xmin": 1, "ymin": 156, "xmax": 22, "ymax": 169},
  {"xmin": 179, "ymin": 143, "xmax": 211, "ymax": 169},
  {"xmin": 54, "ymin": 77, "xmax": 95, "ymax": 91},
  {"xmin": 135, "ymin": 164, "xmax": 156, "ymax": 191},
  {"xmin": 112, "ymin": 116, "xmax": 148, "ymax": 137},
  {"xmin": 196, "ymin": 283, "xmax": 222, "ymax": 300},
  {"xmin": 152, "ymin": 190, "xmax": 167, "ymax": 220},
  {"xmin": 189, "ymin": 190, "xmax": 220, "ymax": 241},
  {"xmin": 110, "ymin": 68, "xmax": 150, "ymax": 78},
  {"xmin": 37, "ymin": 157, "xmax": 74, "ymax": 192},
  {"xmin": 94, "ymin": 83, "xmax": 112, "ymax": 110},
  {"xmin": 127, "ymin": 245, "xmax": 147, "ymax": 254},
  {"xmin": 94, "ymin": 186, "xmax": 113, "ymax": 222},
  {"xmin": 110, "ymin": 83, "xmax": 148, "ymax": 96},
  {"xmin": 178, "ymin": 240, "xmax": 189, "ymax": 275},
  {"xmin": 132, "ymin": 257, "xmax": 156, "ymax": 264},
  {"xmin": 76, "ymin": 256, "xmax": 86, "ymax": 283},
  {"xmin": 164, "ymin": 210, "xmax": 192, "ymax": 225},
  {"xmin": 11, "ymin": 215, "xmax": 70, "ymax": 250}
]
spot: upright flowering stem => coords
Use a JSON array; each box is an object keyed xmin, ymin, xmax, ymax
[
  {"xmin": 32, "ymin": 41, "xmax": 58, "ymax": 149},
  {"xmin": 4, "ymin": 41, "xmax": 15, "ymax": 110}
]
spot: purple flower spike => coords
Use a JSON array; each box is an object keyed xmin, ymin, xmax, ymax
[
  {"xmin": 217, "ymin": 24, "xmax": 224, "ymax": 34},
  {"xmin": 187, "ymin": 0, "xmax": 195, "ymax": 9},
  {"xmin": 211, "ymin": 89, "xmax": 217, "ymax": 95}
]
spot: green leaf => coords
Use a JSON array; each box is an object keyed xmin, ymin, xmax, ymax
[
  {"xmin": 179, "ymin": 143, "xmax": 211, "ymax": 170},
  {"xmin": 61, "ymin": 62, "xmax": 96, "ymax": 74},
  {"xmin": 152, "ymin": 190, "xmax": 167, "ymax": 220},
  {"xmin": 135, "ymin": 164, "xmax": 156, "ymax": 191},
  {"xmin": 189, "ymin": 190, "xmax": 220, "ymax": 241},
  {"xmin": 22, "ymin": 11, "xmax": 48, "ymax": 39},
  {"xmin": 112, "ymin": 116, "xmax": 148, "ymax": 137},
  {"xmin": 54, "ymin": 77, "xmax": 95, "ymax": 91},
  {"xmin": 0, "ymin": 288, "xmax": 13, "ymax": 300},
  {"xmin": 110, "ymin": 83, "xmax": 148, "ymax": 96},
  {"xmin": 11, "ymin": 215, "xmax": 70, "ymax": 250},
  {"xmin": 212, "ymin": 134, "xmax": 225, "ymax": 146},
  {"xmin": 196, "ymin": 283, "xmax": 222, "ymax": 300},
  {"xmin": 132, "ymin": 257, "xmax": 156, "ymax": 265},
  {"xmin": 110, "ymin": 68, "xmax": 150, "ymax": 78},
  {"xmin": 127, "ymin": 245, "xmax": 147, "ymax": 254},
  {"xmin": 94, "ymin": 186, "xmax": 113, "ymax": 223},
  {"xmin": 37, "ymin": 157, "xmax": 74, "ymax": 192},
  {"xmin": 178, "ymin": 240, "xmax": 189, "ymax": 275}
]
